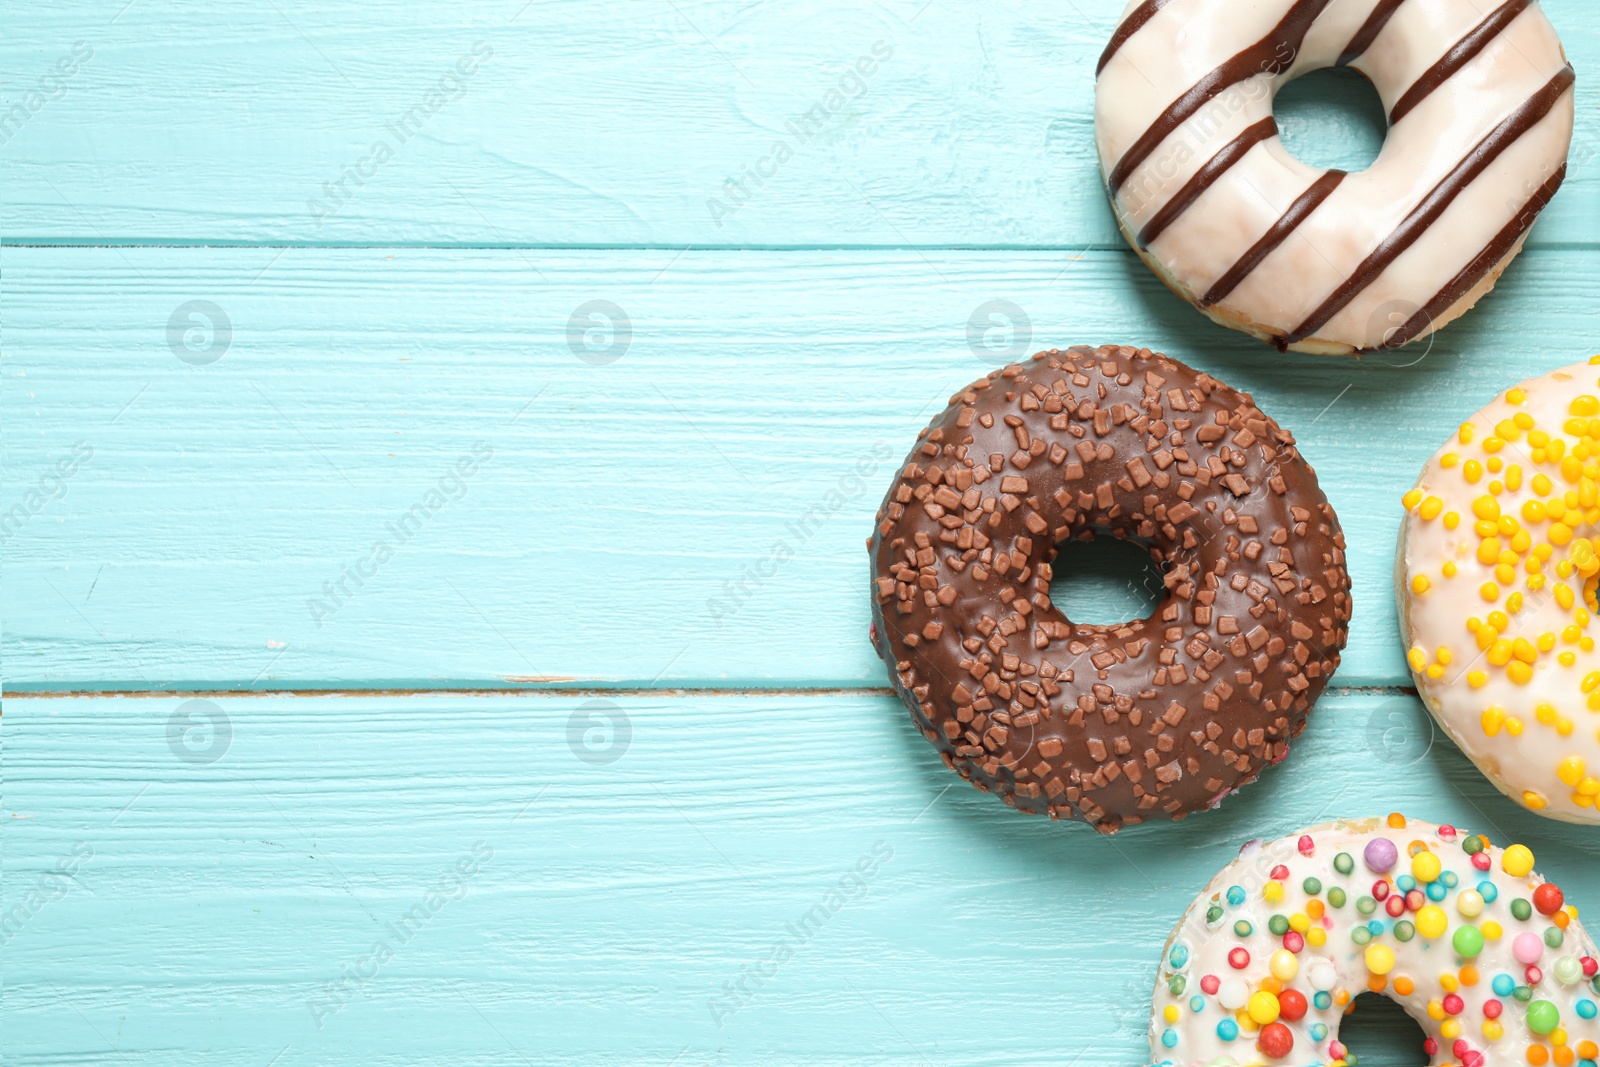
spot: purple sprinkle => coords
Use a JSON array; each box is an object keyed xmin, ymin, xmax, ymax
[{"xmin": 1364, "ymin": 837, "xmax": 1398, "ymax": 873}]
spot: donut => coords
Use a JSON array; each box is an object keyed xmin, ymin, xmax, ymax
[
  {"xmin": 1148, "ymin": 815, "xmax": 1599, "ymax": 1067},
  {"xmin": 1398, "ymin": 359, "xmax": 1600, "ymax": 825},
  {"xmin": 867, "ymin": 345, "xmax": 1351, "ymax": 833},
  {"xmin": 1094, "ymin": 0, "xmax": 1575, "ymax": 355}
]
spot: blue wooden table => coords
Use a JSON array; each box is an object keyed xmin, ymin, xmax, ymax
[{"xmin": 4, "ymin": 3, "xmax": 1598, "ymax": 1064}]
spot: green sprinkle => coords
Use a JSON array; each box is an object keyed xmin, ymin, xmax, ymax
[
  {"xmin": 1303, "ymin": 877, "xmax": 1323, "ymax": 896},
  {"xmin": 1512, "ymin": 899, "xmax": 1533, "ymax": 921},
  {"xmin": 1545, "ymin": 926, "xmax": 1565, "ymax": 949},
  {"xmin": 1268, "ymin": 915, "xmax": 1290, "ymax": 936},
  {"xmin": 1207, "ymin": 905, "xmax": 1224, "ymax": 925},
  {"xmin": 1234, "ymin": 920, "xmax": 1253, "ymax": 938},
  {"xmin": 1328, "ymin": 887, "xmax": 1347, "ymax": 909},
  {"xmin": 1357, "ymin": 897, "xmax": 1377, "ymax": 916},
  {"xmin": 1352, "ymin": 927, "xmax": 1372, "ymax": 945},
  {"xmin": 1334, "ymin": 853, "xmax": 1355, "ymax": 875},
  {"xmin": 1394, "ymin": 920, "xmax": 1416, "ymax": 942}
]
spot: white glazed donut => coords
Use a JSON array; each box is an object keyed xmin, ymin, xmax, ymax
[
  {"xmin": 1149, "ymin": 816, "xmax": 1600, "ymax": 1067},
  {"xmin": 1398, "ymin": 360, "xmax": 1600, "ymax": 825},
  {"xmin": 1094, "ymin": 0, "xmax": 1574, "ymax": 356}
]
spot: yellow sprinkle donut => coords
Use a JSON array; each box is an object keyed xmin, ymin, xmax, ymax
[
  {"xmin": 1149, "ymin": 816, "xmax": 1600, "ymax": 1067},
  {"xmin": 1398, "ymin": 359, "xmax": 1600, "ymax": 825}
]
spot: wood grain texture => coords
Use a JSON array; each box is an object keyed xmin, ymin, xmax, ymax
[
  {"xmin": 6, "ymin": 245, "xmax": 1597, "ymax": 690},
  {"xmin": 6, "ymin": 690, "xmax": 1597, "ymax": 1066},
  {"xmin": 3, "ymin": 0, "xmax": 1595, "ymax": 246}
]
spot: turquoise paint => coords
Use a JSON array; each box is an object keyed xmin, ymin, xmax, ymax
[{"xmin": 3, "ymin": 1, "xmax": 1599, "ymax": 1064}]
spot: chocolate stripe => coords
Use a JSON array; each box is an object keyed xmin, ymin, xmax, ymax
[
  {"xmin": 1098, "ymin": 0, "xmax": 1176, "ymax": 76},
  {"xmin": 1286, "ymin": 65, "xmax": 1574, "ymax": 345},
  {"xmin": 1336, "ymin": 0, "xmax": 1408, "ymax": 67},
  {"xmin": 1107, "ymin": 0, "xmax": 1336, "ymax": 194},
  {"xmin": 1370, "ymin": 163, "xmax": 1566, "ymax": 351},
  {"xmin": 1138, "ymin": 118, "xmax": 1279, "ymax": 246},
  {"xmin": 1201, "ymin": 169, "xmax": 1347, "ymax": 306},
  {"xmin": 1389, "ymin": 0, "xmax": 1531, "ymax": 125}
]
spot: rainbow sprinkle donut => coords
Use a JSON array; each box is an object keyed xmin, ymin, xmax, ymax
[
  {"xmin": 1398, "ymin": 359, "xmax": 1600, "ymax": 824},
  {"xmin": 1149, "ymin": 816, "xmax": 1598, "ymax": 1067}
]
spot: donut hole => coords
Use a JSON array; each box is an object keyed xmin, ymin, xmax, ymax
[
  {"xmin": 1048, "ymin": 533, "xmax": 1166, "ymax": 626},
  {"xmin": 1336, "ymin": 992, "xmax": 1430, "ymax": 1067},
  {"xmin": 1273, "ymin": 67, "xmax": 1388, "ymax": 174}
]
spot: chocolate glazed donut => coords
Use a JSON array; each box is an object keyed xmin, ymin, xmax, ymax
[{"xmin": 869, "ymin": 345, "xmax": 1351, "ymax": 833}]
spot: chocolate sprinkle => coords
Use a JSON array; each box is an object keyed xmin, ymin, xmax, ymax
[{"xmin": 868, "ymin": 346, "xmax": 1351, "ymax": 834}]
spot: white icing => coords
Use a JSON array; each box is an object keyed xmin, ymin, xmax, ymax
[
  {"xmin": 1399, "ymin": 361, "xmax": 1600, "ymax": 825},
  {"xmin": 1094, "ymin": 0, "xmax": 1574, "ymax": 355},
  {"xmin": 1150, "ymin": 818, "xmax": 1600, "ymax": 1067}
]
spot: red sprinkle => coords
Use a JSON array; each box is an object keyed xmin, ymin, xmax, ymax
[
  {"xmin": 1373, "ymin": 880, "xmax": 1391, "ymax": 901},
  {"xmin": 1278, "ymin": 989, "xmax": 1308, "ymax": 1022},
  {"xmin": 1258, "ymin": 1023, "xmax": 1294, "ymax": 1059},
  {"xmin": 1201, "ymin": 974, "xmax": 1221, "ymax": 995},
  {"xmin": 1533, "ymin": 883, "xmax": 1564, "ymax": 916},
  {"xmin": 1298, "ymin": 835, "xmax": 1315, "ymax": 856},
  {"xmin": 1483, "ymin": 999, "xmax": 1503, "ymax": 1019},
  {"xmin": 1283, "ymin": 931, "xmax": 1305, "ymax": 954},
  {"xmin": 1472, "ymin": 852, "xmax": 1492, "ymax": 871},
  {"xmin": 1443, "ymin": 994, "xmax": 1464, "ymax": 1016},
  {"xmin": 1229, "ymin": 947, "xmax": 1251, "ymax": 970},
  {"xmin": 1270, "ymin": 865, "xmax": 1290, "ymax": 881}
]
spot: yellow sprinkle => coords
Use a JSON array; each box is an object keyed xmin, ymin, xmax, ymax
[
  {"xmin": 1508, "ymin": 388, "xmax": 1528, "ymax": 404},
  {"xmin": 1411, "ymin": 575, "xmax": 1430, "ymax": 594},
  {"xmin": 1502, "ymin": 843, "xmax": 1535, "ymax": 876},
  {"xmin": 1560, "ymin": 651, "xmax": 1576, "ymax": 666},
  {"xmin": 1464, "ymin": 459, "xmax": 1483, "ymax": 483},
  {"xmin": 1436, "ymin": 647, "xmax": 1452, "ymax": 665},
  {"xmin": 1408, "ymin": 647, "xmax": 1428, "ymax": 671},
  {"xmin": 1481, "ymin": 583, "xmax": 1500, "ymax": 602},
  {"xmin": 1459, "ymin": 423, "xmax": 1475, "ymax": 444},
  {"xmin": 1444, "ymin": 511, "xmax": 1460, "ymax": 530},
  {"xmin": 1524, "ymin": 791, "xmax": 1549, "ymax": 811},
  {"xmin": 1482, "ymin": 707, "xmax": 1505, "ymax": 736},
  {"xmin": 1444, "ymin": 561, "xmax": 1459, "ymax": 578},
  {"xmin": 1420, "ymin": 496, "xmax": 1444, "ymax": 521},
  {"xmin": 1572, "ymin": 395, "xmax": 1600, "ymax": 417},
  {"xmin": 1468, "ymin": 670, "xmax": 1489, "ymax": 688},
  {"xmin": 1442, "ymin": 453, "xmax": 1460, "ymax": 468},
  {"xmin": 1484, "ymin": 437, "xmax": 1505, "ymax": 454},
  {"xmin": 1508, "ymin": 660, "xmax": 1533, "ymax": 685},
  {"xmin": 1403, "ymin": 488, "xmax": 1424, "ymax": 510},
  {"xmin": 1507, "ymin": 716, "xmax": 1524, "ymax": 735},
  {"xmin": 1558, "ymin": 756, "xmax": 1586, "ymax": 787},
  {"xmin": 1535, "ymin": 472, "xmax": 1554, "ymax": 495},
  {"xmin": 1551, "ymin": 523, "xmax": 1575, "ymax": 546}
]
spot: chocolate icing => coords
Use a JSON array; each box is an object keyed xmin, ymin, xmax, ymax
[
  {"xmin": 868, "ymin": 346, "xmax": 1351, "ymax": 834},
  {"xmin": 1286, "ymin": 65, "xmax": 1574, "ymax": 346},
  {"xmin": 1106, "ymin": 0, "xmax": 1335, "ymax": 194},
  {"xmin": 1388, "ymin": 0, "xmax": 1532, "ymax": 126},
  {"xmin": 1200, "ymin": 169, "xmax": 1348, "ymax": 307},
  {"xmin": 1336, "ymin": 0, "xmax": 1407, "ymax": 68},
  {"xmin": 1138, "ymin": 118, "xmax": 1278, "ymax": 247}
]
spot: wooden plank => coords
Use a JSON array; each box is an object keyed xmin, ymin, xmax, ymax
[
  {"xmin": 7, "ymin": 245, "xmax": 1598, "ymax": 691},
  {"xmin": 6, "ymin": 690, "xmax": 1595, "ymax": 1066},
  {"xmin": 4, "ymin": 0, "xmax": 1596, "ymax": 246}
]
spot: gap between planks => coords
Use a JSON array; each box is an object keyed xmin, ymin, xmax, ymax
[{"xmin": 3, "ymin": 684, "xmax": 1420, "ymax": 700}]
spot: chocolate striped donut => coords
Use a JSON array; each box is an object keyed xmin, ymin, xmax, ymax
[{"xmin": 1095, "ymin": 0, "xmax": 1575, "ymax": 355}]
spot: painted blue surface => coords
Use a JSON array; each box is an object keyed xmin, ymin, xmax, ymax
[{"xmin": 3, "ymin": 2, "xmax": 1599, "ymax": 1064}]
